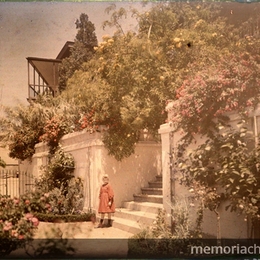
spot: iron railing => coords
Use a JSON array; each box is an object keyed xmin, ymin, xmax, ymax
[{"xmin": 0, "ymin": 164, "xmax": 34, "ymax": 198}]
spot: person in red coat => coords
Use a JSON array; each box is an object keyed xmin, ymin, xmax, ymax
[{"xmin": 97, "ymin": 174, "xmax": 115, "ymax": 228}]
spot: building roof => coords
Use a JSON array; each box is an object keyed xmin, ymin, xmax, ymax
[
  {"xmin": 56, "ymin": 41, "xmax": 74, "ymax": 60},
  {"xmin": 26, "ymin": 41, "xmax": 74, "ymax": 87}
]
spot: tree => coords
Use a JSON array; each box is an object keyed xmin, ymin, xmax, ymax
[
  {"xmin": 0, "ymin": 96, "xmax": 81, "ymax": 160},
  {"xmin": 0, "ymin": 102, "xmax": 47, "ymax": 160},
  {"xmin": 58, "ymin": 13, "xmax": 98, "ymax": 92},
  {"xmin": 3, "ymin": 2, "xmax": 260, "ymax": 165},
  {"xmin": 162, "ymin": 5, "xmax": 260, "ymax": 234},
  {"xmin": 62, "ymin": 2, "xmax": 246, "ymax": 160}
]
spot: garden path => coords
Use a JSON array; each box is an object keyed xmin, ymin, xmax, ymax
[{"xmin": 9, "ymin": 221, "xmax": 134, "ymax": 258}]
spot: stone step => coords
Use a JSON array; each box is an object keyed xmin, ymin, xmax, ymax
[
  {"xmin": 123, "ymin": 201, "xmax": 163, "ymax": 214},
  {"xmin": 111, "ymin": 216, "xmax": 142, "ymax": 235},
  {"xmin": 133, "ymin": 194, "xmax": 163, "ymax": 204},
  {"xmin": 156, "ymin": 175, "xmax": 162, "ymax": 182},
  {"xmin": 141, "ymin": 187, "xmax": 163, "ymax": 195},
  {"xmin": 111, "ymin": 175, "xmax": 163, "ymax": 235},
  {"xmin": 115, "ymin": 208, "xmax": 157, "ymax": 225},
  {"xmin": 148, "ymin": 181, "xmax": 162, "ymax": 188}
]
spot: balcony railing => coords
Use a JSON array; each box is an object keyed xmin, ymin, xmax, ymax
[{"xmin": 28, "ymin": 83, "xmax": 54, "ymax": 100}]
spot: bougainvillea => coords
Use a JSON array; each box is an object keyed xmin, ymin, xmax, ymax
[
  {"xmin": 169, "ymin": 51, "xmax": 260, "ymax": 234},
  {"xmin": 167, "ymin": 52, "xmax": 260, "ymax": 146}
]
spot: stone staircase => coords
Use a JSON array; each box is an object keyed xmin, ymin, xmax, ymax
[{"xmin": 113, "ymin": 175, "xmax": 163, "ymax": 234}]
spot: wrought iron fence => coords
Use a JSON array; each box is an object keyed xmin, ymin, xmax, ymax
[{"xmin": 0, "ymin": 164, "xmax": 34, "ymax": 198}]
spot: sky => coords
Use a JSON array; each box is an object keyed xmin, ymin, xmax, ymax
[
  {"xmin": 0, "ymin": 1, "xmax": 148, "ymax": 108},
  {"xmin": 0, "ymin": 1, "xmax": 149, "ymax": 163}
]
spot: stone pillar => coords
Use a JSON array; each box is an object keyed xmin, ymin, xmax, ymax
[{"xmin": 158, "ymin": 122, "xmax": 176, "ymax": 225}]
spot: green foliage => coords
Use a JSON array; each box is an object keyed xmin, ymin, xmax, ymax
[
  {"xmin": 63, "ymin": 177, "xmax": 84, "ymax": 214},
  {"xmin": 75, "ymin": 13, "xmax": 98, "ymax": 48},
  {"xmin": 36, "ymin": 95, "xmax": 82, "ymax": 154},
  {"xmin": 170, "ymin": 198, "xmax": 192, "ymax": 239},
  {"xmin": 150, "ymin": 209, "xmax": 172, "ymax": 239},
  {"xmin": 102, "ymin": 125, "xmax": 139, "ymax": 161},
  {"xmin": 178, "ymin": 122, "xmax": 260, "ymax": 222},
  {"xmin": 0, "ymin": 195, "xmax": 39, "ymax": 256},
  {"xmin": 0, "ymin": 102, "xmax": 46, "ymax": 160},
  {"xmin": 157, "ymin": 3, "xmax": 260, "ymax": 231},
  {"xmin": 167, "ymin": 52, "xmax": 260, "ymax": 147},
  {"xmin": 2, "ymin": 2, "xmax": 260, "ymax": 164},
  {"xmin": 38, "ymin": 180, "xmax": 84, "ymax": 216},
  {"xmin": 35, "ymin": 148, "xmax": 86, "ymax": 216},
  {"xmin": 20, "ymin": 191, "xmax": 52, "ymax": 214},
  {"xmin": 63, "ymin": 2, "xmax": 256, "ymax": 160},
  {"xmin": 39, "ymin": 116, "xmax": 71, "ymax": 154},
  {"xmin": 33, "ymin": 212, "xmax": 93, "ymax": 223},
  {"xmin": 132, "ymin": 205, "xmax": 194, "ymax": 240},
  {"xmin": 59, "ymin": 13, "xmax": 98, "ymax": 91},
  {"xmin": 0, "ymin": 95, "xmax": 79, "ymax": 160},
  {"xmin": 129, "ymin": 204, "xmax": 201, "ymax": 258},
  {"xmin": 38, "ymin": 148, "xmax": 75, "ymax": 191}
]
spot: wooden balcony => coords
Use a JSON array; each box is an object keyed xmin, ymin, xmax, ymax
[{"xmin": 27, "ymin": 57, "xmax": 61, "ymax": 101}]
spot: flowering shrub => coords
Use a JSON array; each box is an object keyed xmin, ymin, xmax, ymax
[
  {"xmin": 0, "ymin": 195, "xmax": 39, "ymax": 256},
  {"xmin": 78, "ymin": 109, "xmax": 100, "ymax": 133},
  {"xmin": 63, "ymin": 177, "xmax": 84, "ymax": 214},
  {"xmin": 166, "ymin": 50, "xmax": 260, "ymax": 236},
  {"xmin": 177, "ymin": 123, "xmax": 260, "ymax": 234},
  {"xmin": 21, "ymin": 191, "xmax": 53, "ymax": 214},
  {"xmin": 39, "ymin": 177, "xmax": 83, "ymax": 215},
  {"xmin": 39, "ymin": 148, "xmax": 75, "ymax": 191},
  {"xmin": 167, "ymin": 52, "xmax": 260, "ymax": 144},
  {"xmin": 35, "ymin": 148, "xmax": 84, "ymax": 216},
  {"xmin": 39, "ymin": 116, "xmax": 71, "ymax": 154}
]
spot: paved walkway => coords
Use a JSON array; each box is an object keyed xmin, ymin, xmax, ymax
[
  {"xmin": 34, "ymin": 221, "xmax": 134, "ymax": 239},
  {"xmin": 9, "ymin": 221, "xmax": 134, "ymax": 258}
]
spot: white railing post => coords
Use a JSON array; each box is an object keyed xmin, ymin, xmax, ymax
[{"xmin": 158, "ymin": 101, "xmax": 177, "ymax": 226}]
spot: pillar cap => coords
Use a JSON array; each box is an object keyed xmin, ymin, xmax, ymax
[{"xmin": 158, "ymin": 123, "xmax": 176, "ymax": 134}]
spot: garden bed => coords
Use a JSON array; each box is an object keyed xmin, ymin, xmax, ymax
[{"xmin": 34, "ymin": 212, "xmax": 95, "ymax": 223}]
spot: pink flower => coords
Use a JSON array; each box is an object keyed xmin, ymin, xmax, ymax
[
  {"xmin": 40, "ymin": 196, "xmax": 46, "ymax": 201},
  {"xmin": 3, "ymin": 222, "xmax": 12, "ymax": 231},
  {"xmin": 13, "ymin": 198, "xmax": 19, "ymax": 205},
  {"xmin": 31, "ymin": 217, "xmax": 39, "ymax": 227},
  {"xmin": 18, "ymin": 234, "xmax": 25, "ymax": 240},
  {"xmin": 11, "ymin": 230, "xmax": 18, "ymax": 237},
  {"xmin": 25, "ymin": 213, "xmax": 33, "ymax": 220}
]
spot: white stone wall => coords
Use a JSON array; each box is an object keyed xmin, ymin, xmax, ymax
[
  {"xmin": 20, "ymin": 129, "xmax": 161, "ymax": 213},
  {"xmin": 159, "ymin": 119, "xmax": 249, "ymax": 239}
]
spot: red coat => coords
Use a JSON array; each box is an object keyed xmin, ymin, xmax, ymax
[{"xmin": 98, "ymin": 183, "xmax": 115, "ymax": 213}]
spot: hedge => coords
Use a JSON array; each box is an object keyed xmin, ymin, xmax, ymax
[{"xmin": 34, "ymin": 212, "xmax": 95, "ymax": 223}]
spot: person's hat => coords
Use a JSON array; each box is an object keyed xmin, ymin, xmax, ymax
[{"xmin": 102, "ymin": 174, "xmax": 109, "ymax": 180}]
